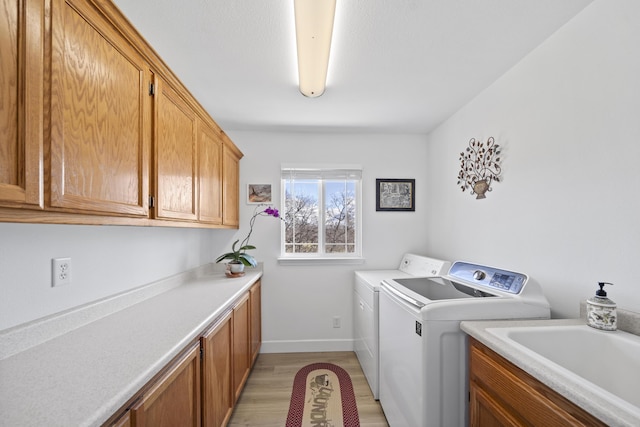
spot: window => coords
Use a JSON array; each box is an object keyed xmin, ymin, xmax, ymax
[{"xmin": 281, "ymin": 165, "xmax": 362, "ymax": 259}]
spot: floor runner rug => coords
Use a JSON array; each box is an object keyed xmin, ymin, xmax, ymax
[{"xmin": 286, "ymin": 362, "xmax": 360, "ymax": 427}]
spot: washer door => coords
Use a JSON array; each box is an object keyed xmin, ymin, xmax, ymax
[{"xmin": 391, "ymin": 276, "xmax": 496, "ymax": 300}]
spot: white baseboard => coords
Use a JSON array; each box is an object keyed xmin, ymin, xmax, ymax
[{"xmin": 260, "ymin": 338, "xmax": 354, "ymax": 354}]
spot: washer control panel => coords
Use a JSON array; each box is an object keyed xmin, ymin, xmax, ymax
[{"xmin": 449, "ymin": 262, "xmax": 527, "ymax": 294}]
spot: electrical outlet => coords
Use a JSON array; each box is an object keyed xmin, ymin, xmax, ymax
[
  {"xmin": 332, "ymin": 316, "xmax": 341, "ymax": 328},
  {"xmin": 52, "ymin": 258, "xmax": 72, "ymax": 287}
]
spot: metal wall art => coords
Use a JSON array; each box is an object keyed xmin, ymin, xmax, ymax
[{"xmin": 457, "ymin": 137, "xmax": 502, "ymax": 199}]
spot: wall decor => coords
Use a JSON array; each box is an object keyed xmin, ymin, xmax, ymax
[
  {"xmin": 457, "ymin": 137, "xmax": 502, "ymax": 199},
  {"xmin": 247, "ymin": 184, "xmax": 272, "ymax": 204},
  {"xmin": 376, "ymin": 179, "xmax": 415, "ymax": 211}
]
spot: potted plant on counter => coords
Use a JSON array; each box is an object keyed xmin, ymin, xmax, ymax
[
  {"xmin": 215, "ymin": 239, "xmax": 258, "ymax": 274},
  {"xmin": 216, "ymin": 205, "xmax": 282, "ymax": 275}
]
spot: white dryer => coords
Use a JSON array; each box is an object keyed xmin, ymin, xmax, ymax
[{"xmin": 353, "ymin": 254, "xmax": 450, "ymax": 399}]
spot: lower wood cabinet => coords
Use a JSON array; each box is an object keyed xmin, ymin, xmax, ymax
[
  {"xmin": 201, "ymin": 310, "xmax": 233, "ymax": 427},
  {"xmin": 105, "ymin": 280, "xmax": 261, "ymax": 427},
  {"xmin": 250, "ymin": 280, "xmax": 262, "ymax": 365},
  {"xmin": 469, "ymin": 338, "xmax": 606, "ymax": 427},
  {"xmin": 130, "ymin": 343, "xmax": 201, "ymax": 427},
  {"xmin": 232, "ymin": 292, "xmax": 251, "ymax": 402},
  {"xmin": 111, "ymin": 411, "xmax": 131, "ymax": 427}
]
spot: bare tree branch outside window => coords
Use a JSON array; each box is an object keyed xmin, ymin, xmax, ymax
[
  {"xmin": 325, "ymin": 187, "xmax": 355, "ymax": 253},
  {"xmin": 284, "ymin": 178, "xmax": 358, "ymax": 255},
  {"xmin": 285, "ymin": 191, "xmax": 318, "ymax": 253}
]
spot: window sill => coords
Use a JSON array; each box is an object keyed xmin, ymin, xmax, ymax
[{"xmin": 277, "ymin": 256, "xmax": 365, "ymax": 266}]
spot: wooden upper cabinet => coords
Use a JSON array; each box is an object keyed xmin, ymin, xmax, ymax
[
  {"xmin": 0, "ymin": 0, "xmax": 44, "ymax": 209},
  {"xmin": 1, "ymin": 0, "xmax": 243, "ymax": 227},
  {"xmin": 222, "ymin": 136, "xmax": 242, "ymax": 227},
  {"xmin": 49, "ymin": 0, "xmax": 150, "ymax": 216},
  {"xmin": 198, "ymin": 121, "xmax": 223, "ymax": 224},
  {"xmin": 153, "ymin": 76, "xmax": 198, "ymax": 221}
]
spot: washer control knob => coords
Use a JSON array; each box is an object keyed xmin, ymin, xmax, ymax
[{"xmin": 473, "ymin": 270, "xmax": 486, "ymax": 281}]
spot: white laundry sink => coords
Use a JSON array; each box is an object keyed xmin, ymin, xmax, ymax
[{"xmin": 486, "ymin": 324, "xmax": 640, "ymax": 414}]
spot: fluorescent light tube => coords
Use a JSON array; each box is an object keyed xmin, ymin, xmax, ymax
[{"xmin": 294, "ymin": 0, "xmax": 336, "ymax": 97}]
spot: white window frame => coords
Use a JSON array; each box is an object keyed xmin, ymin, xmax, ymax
[{"xmin": 278, "ymin": 164, "xmax": 363, "ymax": 265}]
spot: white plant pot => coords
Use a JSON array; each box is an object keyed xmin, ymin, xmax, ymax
[{"xmin": 229, "ymin": 262, "xmax": 245, "ymax": 274}]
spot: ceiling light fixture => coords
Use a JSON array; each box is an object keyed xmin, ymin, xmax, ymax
[{"xmin": 293, "ymin": 0, "xmax": 336, "ymax": 98}]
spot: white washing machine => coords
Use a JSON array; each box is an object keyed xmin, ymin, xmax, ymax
[
  {"xmin": 353, "ymin": 254, "xmax": 450, "ymax": 399},
  {"xmin": 378, "ymin": 261, "xmax": 551, "ymax": 427}
]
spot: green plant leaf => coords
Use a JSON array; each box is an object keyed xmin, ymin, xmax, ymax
[
  {"xmin": 215, "ymin": 253, "xmax": 236, "ymax": 263},
  {"xmin": 239, "ymin": 253, "xmax": 257, "ymax": 267}
]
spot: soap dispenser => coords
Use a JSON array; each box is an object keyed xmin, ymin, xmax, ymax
[{"xmin": 586, "ymin": 282, "xmax": 617, "ymax": 331}]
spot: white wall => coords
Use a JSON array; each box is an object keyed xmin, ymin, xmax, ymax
[
  {"xmin": 224, "ymin": 132, "xmax": 430, "ymax": 351},
  {"xmin": 3, "ymin": 0, "xmax": 637, "ymax": 350},
  {"xmin": 424, "ymin": 0, "xmax": 640, "ymax": 318},
  {"xmin": 0, "ymin": 223, "xmax": 233, "ymax": 330},
  {"xmin": 0, "ymin": 132, "xmax": 430, "ymax": 348}
]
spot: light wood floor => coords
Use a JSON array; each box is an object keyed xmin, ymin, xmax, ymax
[{"xmin": 228, "ymin": 352, "xmax": 389, "ymax": 426}]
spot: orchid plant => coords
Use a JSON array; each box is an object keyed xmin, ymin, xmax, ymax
[{"xmin": 215, "ymin": 205, "xmax": 282, "ymax": 267}]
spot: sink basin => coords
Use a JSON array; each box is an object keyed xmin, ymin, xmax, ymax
[{"xmin": 486, "ymin": 324, "xmax": 640, "ymax": 416}]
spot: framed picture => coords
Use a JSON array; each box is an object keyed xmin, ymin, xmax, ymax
[
  {"xmin": 247, "ymin": 184, "xmax": 272, "ymax": 204},
  {"xmin": 376, "ymin": 179, "xmax": 415, "ymax": 211}
]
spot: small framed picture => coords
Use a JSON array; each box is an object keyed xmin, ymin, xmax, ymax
[
  {"xmin": 247, "ymin": 184, "xmax": 272, "ymax": 204},
  {"xmin": 376, "ymin": 179, "xmax": 415, "ymax": 211}
]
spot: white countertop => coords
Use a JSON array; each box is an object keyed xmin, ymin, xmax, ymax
[
  {"xmin": 0, "ymin": 263, "xmax": 262, "ymax": 427},
  {"xmin": 461, "ymin": 317, "xmax": 639, "ymax": 427}
]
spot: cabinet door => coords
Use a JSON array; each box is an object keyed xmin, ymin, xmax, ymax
[
  {"xmin": 250, "ymin": 280, "xmax": 262, "ymax": 365},
  {"xmin": 0, "ymin": 0, "xmax": 44, "ymax": 209},
  {"xmin": 110, "ymin": 410, "xmax": 131, "ymax": 427},
  {"xmin": 470, "ymin": 381, "xmax": 521, "ymax": 427},
  {"xmin": 131, "ymin": 343, "xmax": 201, "ymax": 427},
  {"xmin": 49, "ymin": 0, "xmax": 150, "ymax": 216},
  {"xmin": 221, "ymin": 138, "xmax": 241, "ymax": 227},
  {"xmin": 153, "ymin": 77, "xmax": 198, "ymax": 221},
  {"xmin": 469, "ymin": 339, "xmax": 607, "ymax": 427},
  {"xmin": 232, "ymin": 293, "xmax": 250, "ymax": 402},
  {"xmin": 198, "ymin": 121, "xmax": 223, "ymax": 224},
  {"xmin": 201, "ymin": 311, "xmax": 233, "ymax": 427}
]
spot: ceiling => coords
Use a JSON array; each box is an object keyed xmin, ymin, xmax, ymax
[{"xmin": 112, "ymin": 0, "xmax": 593, "ymax": 134}]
